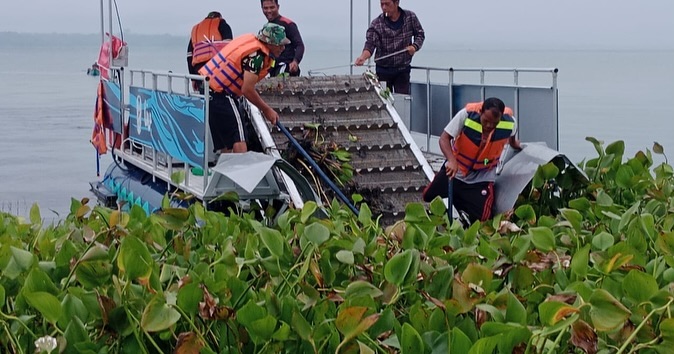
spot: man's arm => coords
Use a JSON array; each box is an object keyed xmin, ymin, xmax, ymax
[
  {"xmin": 439, "ymin": 131, "xmax": 459, "ymax": 178},
  {"xmin": 219, "ymin": 20, "xmax": 233, "ymax": 40},
  {"xmin": 409, "ymin": 12, "xmax": 425, "ymax": 52},
  {"xmin": 286, "ymin": 22, "xmax": 304, "ymax": 64},
  {"xmin": 186, "ymin": 40, "xmax": 197, "ymax": 75},
  {"xmin": 354, "ymin": 49, "xmax": 372, "ymax": 66},
  {"xmin": 241, "ymin": 70, "xmax": 278, "ymax": 125},
  {"xmin": 509, "ymin": 136, "xmax": 522, "ymax": 150}
]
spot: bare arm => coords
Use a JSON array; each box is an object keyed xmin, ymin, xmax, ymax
[
  {"xmin": 439, "ymin": 131, "xmax": 459, "ymax": 178},
  {"xmin": 509, "ymin": 135, "xmax": 522, "ymax": 150},
  {"xmin": 354, "ymin": 49, "xmax": 372, "ymax": 66},
  {"xmin": 241, "ymin": 70, "xmax": 278, "ymax": 125}
]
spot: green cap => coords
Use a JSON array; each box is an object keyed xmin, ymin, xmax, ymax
[{"xmin": 257, "ymin": 23, "xmax": 291, "ymax": 46}]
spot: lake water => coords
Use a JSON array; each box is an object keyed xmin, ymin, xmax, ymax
[{"xmin": 1, "ymin": 35, "xmax": 673, "ymax": 219}]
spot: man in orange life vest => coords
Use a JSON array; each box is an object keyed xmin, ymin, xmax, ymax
[
  {"xmin": 261, "ymin": 0, "xmax": 305, "ymax": 77},
  {"xmin": 187, "ymin": 11, "xmax": 233, "ymax": 91},
  {"xmin": 199, "ymin": 23, "xmax": 288, "ymax": 153},
  {"xmin": 422, "ymin": 97, "xmax": 522, "ymax": 225}
]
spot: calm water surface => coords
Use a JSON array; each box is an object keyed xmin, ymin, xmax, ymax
[{"xmin": 1, "ymin": 38, "xmax": 672, "ymax": 219}]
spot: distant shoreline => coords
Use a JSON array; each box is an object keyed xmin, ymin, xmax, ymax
[{"xmin": 2, "ymin": 31, "xmax": 672, "ymax": 52}]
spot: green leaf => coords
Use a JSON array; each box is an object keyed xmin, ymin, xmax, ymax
[
  {"xmin": 76, "ymin": 260, "xmax": 112, "ymax": 289},
  {"xmin": 10, "ymin": 246, "xmax": 35, "ymax": 271},
  {"xmin": 571, "ymin": 244, "xmax": 590, "ymax": 279},
  {"xmin": 569, "ymin": 197, "xmax": 592, "ymax": 212},
  {"xmin": 660, "ymin": 318, "xmax": 674, "ymax": 345},
  {"xmin": 589, "ymin": 289, "xmax": 631, "ymax": 332},
  {"xmin": 384, "ymin": 249, "xmax": 419, "ymax": 286},
  {"xmin": 449, "ymin": 327, "xmax": 473, "ymax": 353},
  {"xmin": 615, "ymin": 165, "xmax": 635, "ymax": 189},
  {"xmin": 23, "ymin": 267, "xmax": 59, "ymax": 295},
  {"xmin": 59, "ymin": 294, "xmax": 89, "ymax": 329},
  {"xmin": 530, "ymin": 227, "xmax": 555, "ymax": 252},
  {"xmin": 345, "ymin": 281, "xmax": 383, "ymax": 299},
  {"xmin": 592, "ymin": 232, "xmax": 614, "ymax": 251},
  {"xmin": 303, "ymin": 222, "xmax": 330, "ymax": 246},
  {"xmin": 249, "ymin": 315, "xmax": 277, "ymax": 341},
  {"xmin": 596, "ymin": 190, "xmax": 614, "ymax": 207},
  {"xmin": 538, "ymin": 301, "xmax": 579, "ymax": 326},
  {"xmin": 506, "ymin": 291, "xmax": 527, "ymax": 325},
  {"xmin": 623, "ymin": 270, "xmax": 658, "ymax": 303},
  {"xmin": 301, "ymin": 201, "xmax": 318, "ymax": 223},
  {"xmin": 237, "ymin": 300, "xmax": 266, "ymax": 327},
  {"xmin": 177, "ymin": 282, "xmax": 202, "ymax": 315},
  {"xmin": 462, "ymin": 263, "xmax": 493, "ymax": 292},
  {"xmin": 468, "ymin": 336, "xmax": 499, "ymax": 354},
  {"xmin": 29, "ymin": 203, "xmax": 41, "ymax": 225},
  {"xmin": 118, "ymin": 236, "xmax": 153, "ymax": 282},
  {"xmin": 429, "ymin": 197, "xmax": 447, "ymax": 217},
  {"xmin": 515, "ymin": 204, "xmax": 536, "ymax": 224},
  {"xmin": 585, "ymin": 137, "xmax": 604, "ymax": 157},
  {"xmin": 336, "ymin": 250, "xmax": 354, "ymax": 265},
  {"xmin": 141, "ymin": 295, "xmax": 181, "ymax": 332},
  {"xmin": 401, "ymin": 323, "xmax": 424, "ymax": 354},
  {"xmin": 24, "ymin": 291, "xmax": 62, "ymax": 324},
  {"xmin": 291, "ymin": 310, "xmax": 313, "ymax": 341},
  {"xmin": 0, "ymin": 285, "xmax": 4, "ymax": 307},
  {"xmin": 259, "ymin": 227, "xmax": 285, "ymax": 258},
  {"xmin": 358, "ymin": 204, "xmax": 373, "ymax": 225},
  {"xmin": 560, "ymin": 208, "xmax": 583, "ymax": 233},
  {"xmin": 653, "ymin": 142, "xmax": 665, "ymax": 155}
]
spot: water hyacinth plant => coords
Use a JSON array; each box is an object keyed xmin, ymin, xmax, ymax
[{"xmin": 0, "ymin": 138, "xmax": 673, "ymax": 353}]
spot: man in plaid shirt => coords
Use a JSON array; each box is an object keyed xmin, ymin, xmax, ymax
[{"xmin": 354, "ymin": 0, "xmax": 425, "ymax": 94}]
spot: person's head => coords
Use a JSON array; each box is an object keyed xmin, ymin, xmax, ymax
[
  {"xmin": 206, "ymin": 11, "xmax": 221, "ymax": 19},
  {"xmin": 380, "ymin": 0, "xmax": 400, "ymax": 16},
  {"xmin": 257, "ymin": 22, "xmax": 290, "ymax": 58},
  {"xmin": 480, "ymin": 97, "xmax": 506, "ymax": 133},
  {"xmin": 261, "ymin": 0, "xmax": 280, "ymax": 21}
]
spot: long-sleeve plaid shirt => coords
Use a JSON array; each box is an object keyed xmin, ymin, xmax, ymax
[{"xmin": 362, "ymin": 8, "xmax": 425, "ymax": 69}]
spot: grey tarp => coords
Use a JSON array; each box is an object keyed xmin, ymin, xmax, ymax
[{"xmin": 493, "ymin": 142, "xmax": 588, "ymax": 215}]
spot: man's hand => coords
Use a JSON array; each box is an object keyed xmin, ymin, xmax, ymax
[
  {"xmin": 406, "ymin": 45, "xmax": 417, "ymax": 55},
  {"xmin": 262, "ymin": 107, "xmax": 279, "ymax": 125},
  {"xmin": 445, "ymin": 159, "xmax": 458, "ymax": 179},
  {"xmin": 289, "ymin": 60, "xmax": 299, "ymax": 73},
  {"xmin": 354, "ymin": 56, "xmax": 366, "ymax": 66}
]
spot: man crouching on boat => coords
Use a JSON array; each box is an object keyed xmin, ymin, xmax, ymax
[
  {"xmin": 422, "ymin": 97, "xmax": 522, "ymax": 226},
  {"xmin": 199, "ymin": 22, "xmax": 288, "ymax": 153}
]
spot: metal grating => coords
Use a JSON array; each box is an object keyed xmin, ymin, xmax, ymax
[{"xmin": 257, "ymin": 74, "xmax": 432, "ymax": 223}]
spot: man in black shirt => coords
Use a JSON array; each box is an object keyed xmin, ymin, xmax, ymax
[{"xmin": 260, "ymin": 0, "xmax": 305, "ymax": 77}]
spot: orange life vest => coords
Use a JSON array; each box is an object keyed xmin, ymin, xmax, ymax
[
  {"xmin": 452, "ymin": 102, "xmax": 515, "ymax": 175},
  {"xmin": 199, "ymin": 34, "xmax": 272, "ymax": 97},
  {"xmin": 190, "ymin": 18, "xmax": 226, "ymax": 65}
]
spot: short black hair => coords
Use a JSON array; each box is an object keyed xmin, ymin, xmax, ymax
[
  {"xmin": 261, "ymin": 0, "xmax": 279, "ymax": 5},
  {"xmin": 482, "ymin": 97, "xmax": 506, "ymax": 115},
  {"xmin": 206, "ymin": 11, "xmax": 221, "ymax": 19}
]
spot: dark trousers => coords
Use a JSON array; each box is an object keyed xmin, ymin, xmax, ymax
[
  {"xmin": 422, "ymin": 162, "xmax": 495, "ymax": 225},
  {"xmin": 376, "ymin": 65, "xmax": 411, "ymax": 94}
]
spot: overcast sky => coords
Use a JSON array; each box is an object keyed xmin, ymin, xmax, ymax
[{"xmin": 1, "ymin": 0, "xmax": 673, "ymax": 49}]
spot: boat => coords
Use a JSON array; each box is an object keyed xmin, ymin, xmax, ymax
[{"xmin": 89, "ymin": 0, "xmax": 586, "ymax": 225}]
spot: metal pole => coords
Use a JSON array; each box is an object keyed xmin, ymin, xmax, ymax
[
  {"xmin": 277, "ymin": 121, "xmax": 359, "ymax": 216},
  {"xmin": 99, "ymin": 0, "xmax": 105, "ymax": 44},
  {"xmin": 552, "ymin": 68, "xmax": 559, "ymax": 150},
  {"xmin": 108, "ymin": 0, "xmax": 113, "ymax": 79},
  {"xmin": 425, "ymin": 69, "xmax": 431, "ymax": 151},
  {"xmin": 349, "ymin": 0, "xmax": 353, "ymax": 75}
]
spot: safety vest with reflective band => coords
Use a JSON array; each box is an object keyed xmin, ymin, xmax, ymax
[
  {"xmin": 199, "ymin": 34, "xmax": 272, "ymax": 97},
  {"xmin": 191, "ymin": 18, "xmax": 227, "ymax": 65},
  {"xmin": 452, "ymin": 102, "xmax": 515, "ymax": 175}
]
